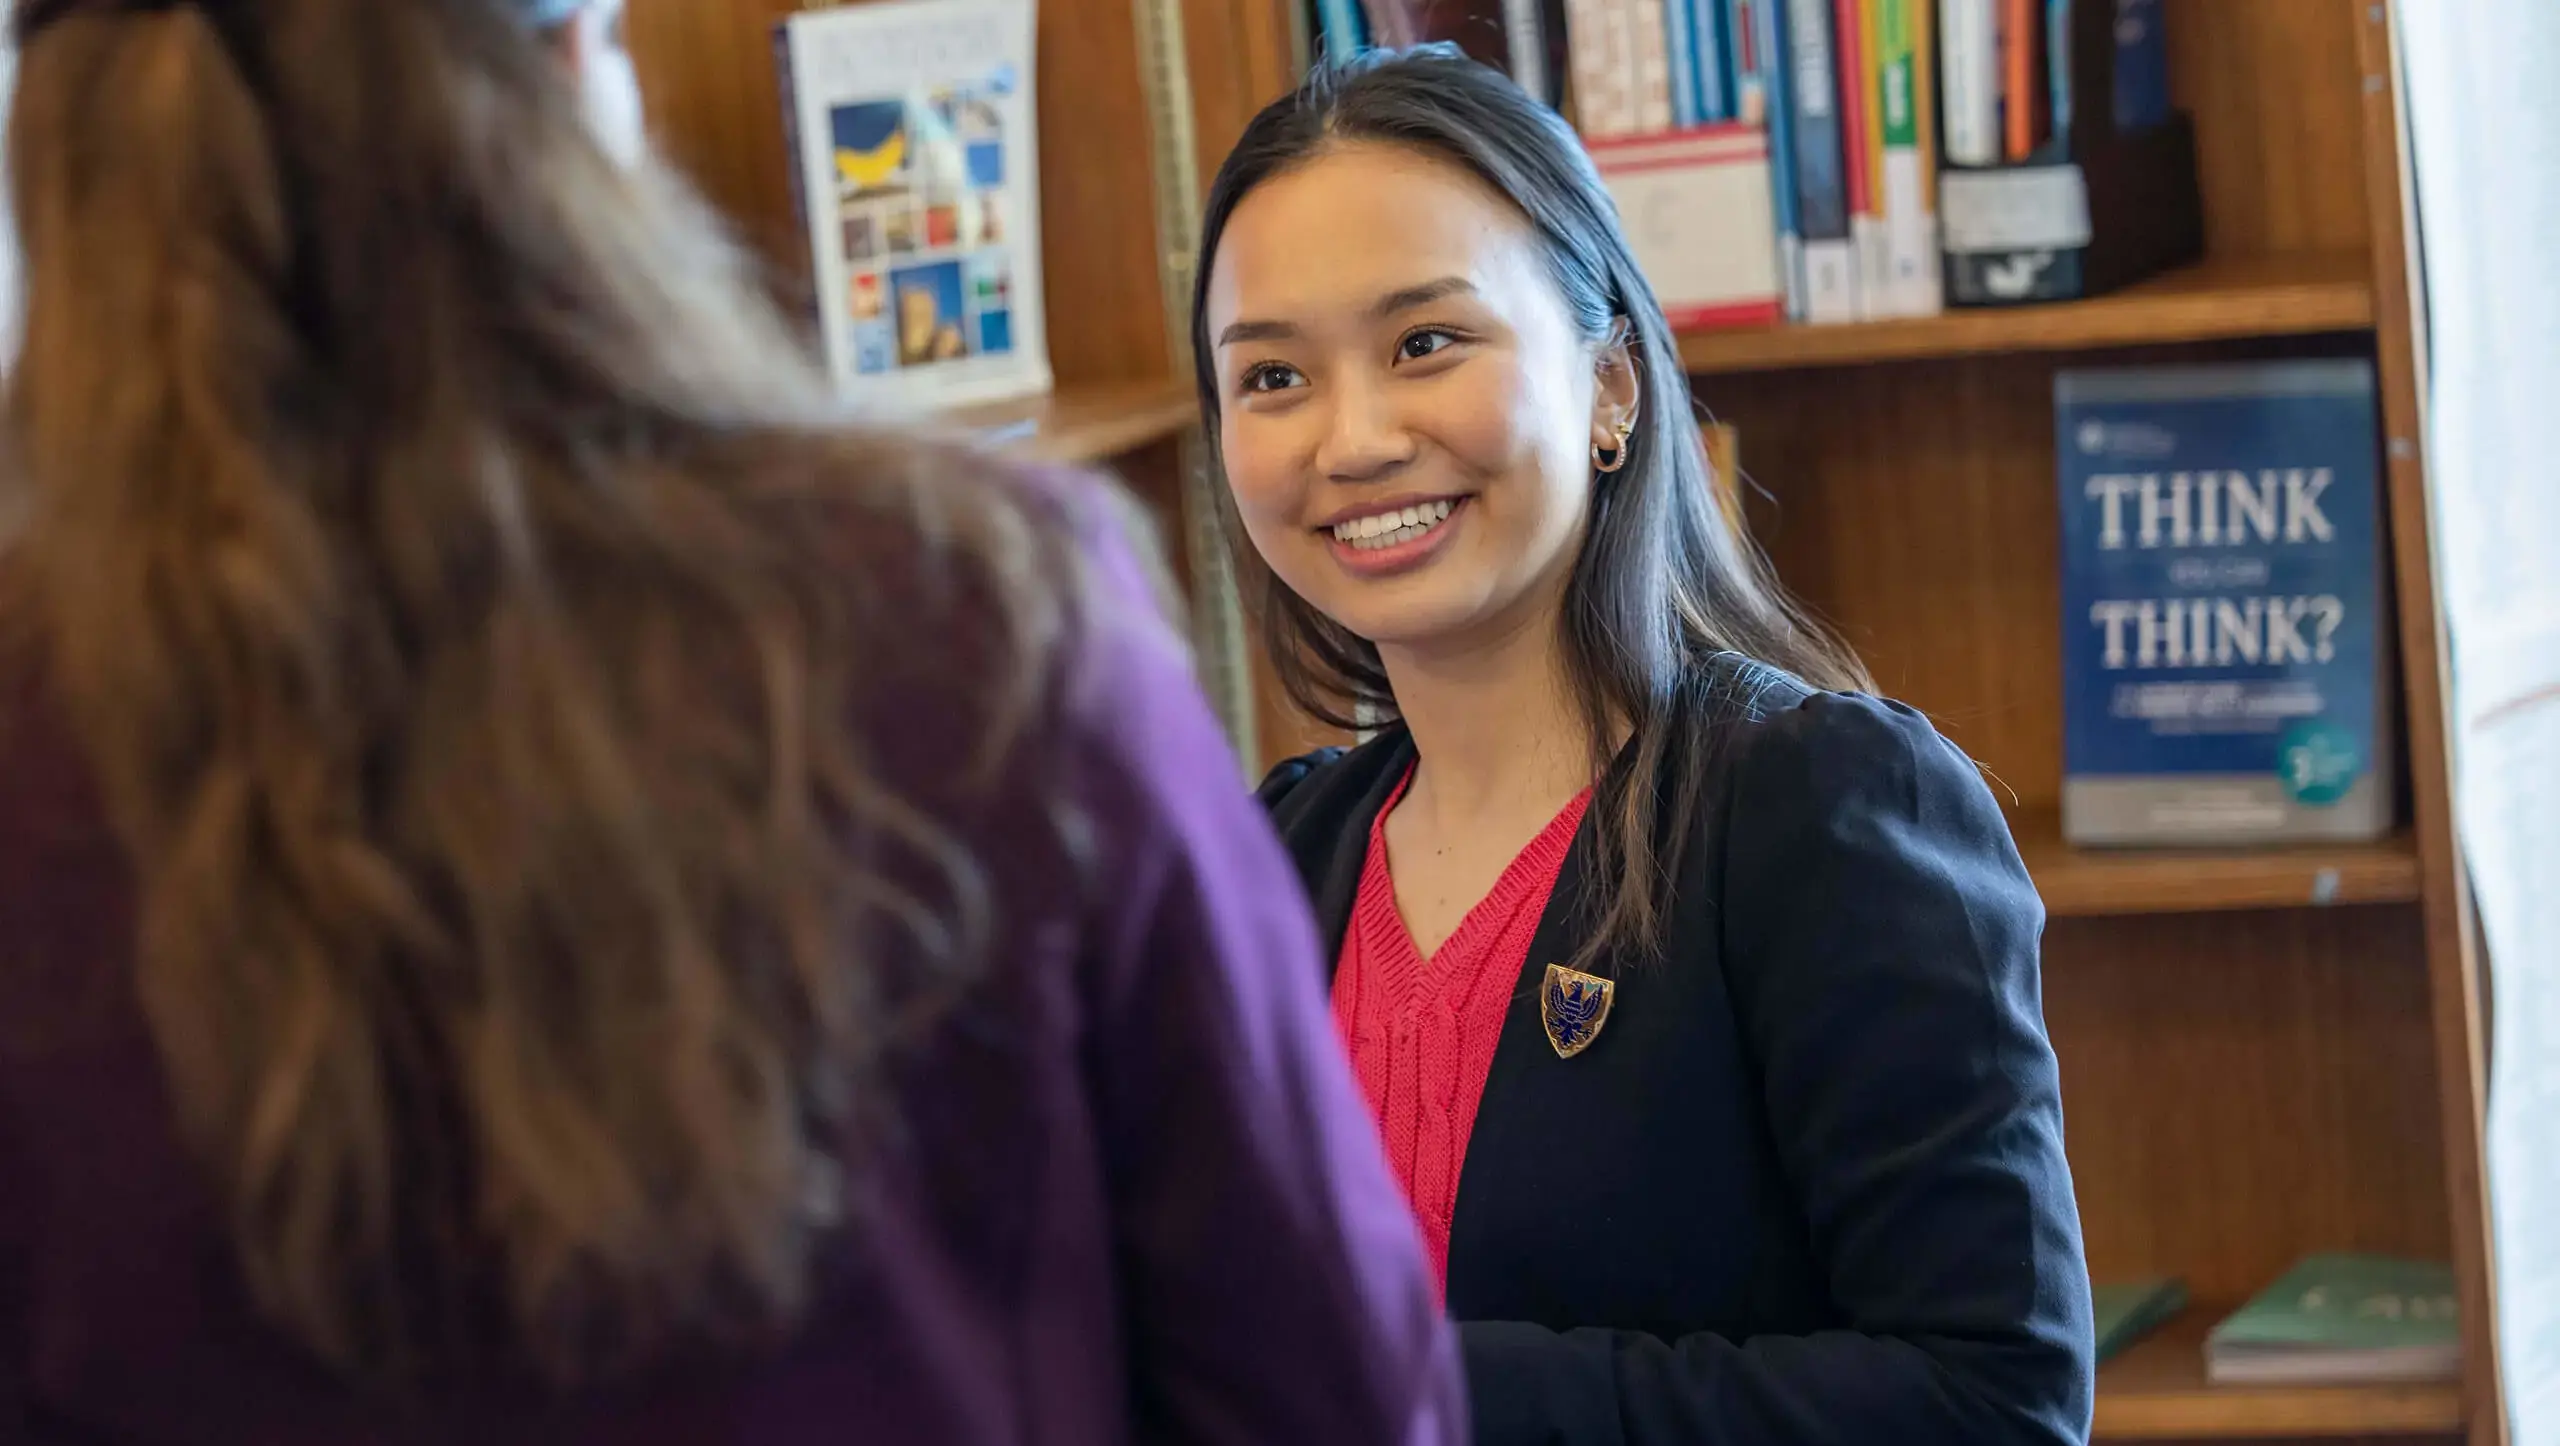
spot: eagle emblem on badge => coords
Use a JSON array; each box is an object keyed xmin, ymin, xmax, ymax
[{"xmin": 1540, "ymin": 963, "xmax": 1615, "ymax": 1059}]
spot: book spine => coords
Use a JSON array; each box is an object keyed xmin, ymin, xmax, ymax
[
  {"xmin": 1729, "ymin": 0, "xmax": 1763, "ymax": 121},
  {"xmin": 1565, "ymin": 0, "xmax": 1644, "ymax": 135},
  {"xmin": 1874, "ymin": 0, "xmax": 1936, "ymax": 316},
  {"xmin": 1666, "ymin": 0, "xmax": 1705, "ymax": 126},
  {"xmin": 1316, "ymin": 0, "xmax": 1368, "ymax": 55},
  {"xmin": 1939, "ymin": 0, "xmax": 1999, "ymax": 165},
  {"xmin": 1783, "ymin": 0, "xmax": 1856, "ymax": 321},
  {"xmin": 1908, "ymin": 0, "xmax": 1944, "ymax": 312},
  {"xmin": 1839, "ymin": 0, "xmax": 1884, "ymax": 319},
  {"xmin": 1625, "ymin": 0, "xmax": 1678, "ymax": 130},
  {"xmin": 1710, "ymin": 0, "xmax": 1751, "ymax": 118},
  {"xmin": 1754, "ymin": 0, "xmax": 1805, "ymax": 318},
  {"xmin": 2046, "ymin": 0, "xmax": 2072, "ymax": 143},
  {"xmin": 2001, "ymin": 0, "xmax": 2036, "ymax": 159},
  {"xmin": 1505, "ymin": 0, "xmax": 1552, "ymax": 102},
  {"xmin": 2113, "ymin": 0, "xmax": 2170, "ymax": 132}
]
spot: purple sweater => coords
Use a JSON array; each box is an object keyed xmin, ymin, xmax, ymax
[{"xmin": 0, "ymin": 480, "xmax": 1462, "ymax": 1445}]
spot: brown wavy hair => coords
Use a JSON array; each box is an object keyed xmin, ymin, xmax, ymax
[{"xmin": 4, "ymin": 0, "xmax": 1080, "ymax": 1387}]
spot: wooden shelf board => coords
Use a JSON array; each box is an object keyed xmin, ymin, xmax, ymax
[
  {"xmin": 2012, "ymin": 808, "xmax": 2421, "ymax": 917},
  {"xmin": 2096, "ymin": 1305, "xmax": 2462, "ymax": 1439},
  {"xmin": 1677, "ymin": 252, "xmax": 2375, "ymax": 375},
  {"xmin": 941, "ymin": 377, "xmax": 1197, "ymax": 465}
]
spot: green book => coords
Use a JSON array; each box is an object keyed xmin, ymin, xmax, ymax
[
  {"xmin": 2205, "ymin": 1254, "xmax": 2461, "ymax": 1385},
  {"xmin": 2091, "ymin": 1276, "xmax": 2187, "ymax": 1363}
]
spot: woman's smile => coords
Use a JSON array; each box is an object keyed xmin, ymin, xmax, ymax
[{"xmin": 1321, "ymin": 494, "xmax": 1471, "ymax": 576}]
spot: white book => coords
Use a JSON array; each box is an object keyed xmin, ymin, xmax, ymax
[
  {"xmin": 1939, "ymin": 0, "xmax": 1999, "ymax": 167},
  {"xmin": 1801, "ymin": 239, "xmax": 1860, "ymax": 323},
  {"xmin": 776, "ymin": 0, "xmax": 1053, "ymax": 410}
]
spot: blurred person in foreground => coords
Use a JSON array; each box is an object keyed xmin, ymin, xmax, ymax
[{"xmin": 0, "ymin": 1, "xmax": 1462, "ymax": 1441}]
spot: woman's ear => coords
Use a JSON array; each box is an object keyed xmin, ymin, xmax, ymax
[{"xmin": 1589, "ymin": 320, "xmax": 1642, "ymax": 459}]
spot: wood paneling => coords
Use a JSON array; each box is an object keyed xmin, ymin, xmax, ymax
[
  {"xmin": 1678, "ymin": 252, "xmax": 2372, "ymax": 376},
  {"xmin": 1713, "ymin": 348, "xmax": 2078, "ymax": 807},
  {"xmin": 2166, "ymin": 0, "xmax": 2373, "ymax": 259},
  {"xmin": 627, "ymin": 0, "xmax": 1174, "ymax": 388},
  {"xmin": 2048, "ymin": 907, "xmax": 2449, "ymax": 1305}
]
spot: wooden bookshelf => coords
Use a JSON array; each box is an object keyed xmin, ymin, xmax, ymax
[
  {"xmin": 1677, "ymin": 251, "xmax": 2376, "ymax": 376},
  {"xmin": 2013, "ymin": 809, "xmax": 2424, "ymax": 917},
  {"xmin": 2096, "ymin": 1305, "xmax": 2464, "ymax": 1439},
  {"xmin": 942, "ymin": 376, "xmax": 1197, "ymax": 464}
]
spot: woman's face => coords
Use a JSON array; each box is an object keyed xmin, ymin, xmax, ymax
[{"xmin": 1204, "ymin": 142, "xmax": 1632, "ymax": 662}]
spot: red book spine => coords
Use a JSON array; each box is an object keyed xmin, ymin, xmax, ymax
[
  {"xmin": 1832, "ymin": 0, "xmax": 1872, "ymax": 214},
  {"xmin": 2001, "ymin": 0, "xmax": 2037, "ymax": 159}
]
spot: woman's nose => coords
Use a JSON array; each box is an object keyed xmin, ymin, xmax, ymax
[{"xmin": 1312, "ymin": 372, "xmax": 1417, "ymax": 483}]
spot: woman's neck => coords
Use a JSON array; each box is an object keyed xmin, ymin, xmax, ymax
[{"xmin": 1378, "ymin": 605, "xmax": 1595, "ymax": 835}]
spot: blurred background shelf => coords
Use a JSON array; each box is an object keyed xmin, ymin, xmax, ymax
[
  {"xmin": 1676, "ymin": 251, "xmax": 2375, "ymax": 375},
  {"xmin": 944, "ymin": 377, "xmax": 1198, "ymax": 464},
  {"xmin": 2096, "ymin": 1306, "xmax": 2464, "ymax": 1439},
  {"xmin": 2012, "ymin": 809, "xmax": 2425, "ymax": 917}
]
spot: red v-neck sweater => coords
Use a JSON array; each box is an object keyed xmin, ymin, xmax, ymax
[{"xmin": 1330, "ymin": 767, "xmax": 1591, "ymax": 1295}]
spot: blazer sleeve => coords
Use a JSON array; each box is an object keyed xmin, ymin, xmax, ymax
[
  {"xmin": 1459, "ymin": 690, "xmax": 2095, "ymax": 1446},
  {"xmin": 1062, "ymin": 512, "xmax": 1466, "ymax": 1446}
]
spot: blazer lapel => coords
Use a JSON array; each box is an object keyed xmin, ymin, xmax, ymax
[{"xmin": 1442, "ymin": 811, "xmax": 1616, "ymax": 1314}]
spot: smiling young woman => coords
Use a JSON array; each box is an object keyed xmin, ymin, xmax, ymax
[{"xmin": 1193, "ymin": 47, "xmax": 2099, "ymax": 1446}]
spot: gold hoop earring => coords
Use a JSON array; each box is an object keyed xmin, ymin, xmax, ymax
[{"xmin": 1592, "ymin": 420, "xmax": 1634, "ymax": 474}]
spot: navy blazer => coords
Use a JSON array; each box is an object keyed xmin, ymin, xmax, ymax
[{"xmin": 1259, "ymin": 655, "xmax": 2096, "ymax": 1446}]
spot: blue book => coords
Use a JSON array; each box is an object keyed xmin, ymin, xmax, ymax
[
  {"xmin": 2056, "ymin": 361, "xmax": 2394, "ymax": 846},
  {"xmin": 1750, "ymin": 0, "xmax": 1805, "ymax": 317},
  {"xmin": 2113, "ymin": 0, "xmax": 2171, "ymax": 131},
  {"xmin": 1781, "ymin": 0, "xmax": 1854, "ymax": 320},
  {"xmin": 1667, "ymin": 0, "xmax": 1706, "ymax": 124},
  {"xmin": 2048, "ymin": 0, "xmax": 2074, "ymax": 142},
  {"xmin": 1708, "ymin": 0, "xmax": 1745, "ymax": 120},
  {"xmin": 1314, "ymin": 0, "xmax": 1367, "ymax": 57}
]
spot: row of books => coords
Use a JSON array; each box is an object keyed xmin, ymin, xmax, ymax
[
  {"xmin": 1318, "ymin": 0, "xmax": 2173, "ymax": 328},
  {"xmin": 2098, "ymin": 1255, "xmax": 2460, "ymax": 1386}
]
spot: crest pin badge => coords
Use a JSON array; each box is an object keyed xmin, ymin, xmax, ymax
[{"xmin": 1540, "ymin": 963, "xmax": 1615, "ymax": 1059}]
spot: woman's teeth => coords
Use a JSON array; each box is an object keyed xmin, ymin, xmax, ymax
[{"xmin": 1331, "ymin": 498, "xmax": 1456, "ymax": 551}]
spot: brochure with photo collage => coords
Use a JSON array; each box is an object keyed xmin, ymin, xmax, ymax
[{"xmin": 777, "ymin": 0, "xmax": 1052, "ymax": 410}]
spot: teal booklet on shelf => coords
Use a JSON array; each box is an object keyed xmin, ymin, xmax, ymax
[{"xmin": 2205, "ymin": 1254, "xmax": 2460, "ymax": 1385}]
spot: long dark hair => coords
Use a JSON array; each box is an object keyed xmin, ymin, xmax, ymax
[
  {"xmin": 1191, "ymin": 46, "xmax": 1868, "ymax": 969},
  {"xmin": 5, "ymin": 0, "xmax": 1079, "ymax": 1386}
]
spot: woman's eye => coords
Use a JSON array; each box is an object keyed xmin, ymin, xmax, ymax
[
  {"xmin": 1397, "ymin": 329, "xmax": 1459, "ymax": 362},
  {"xmin": 1241, "ymin": 363, "xmax": 1305, "ymax": 395}
]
